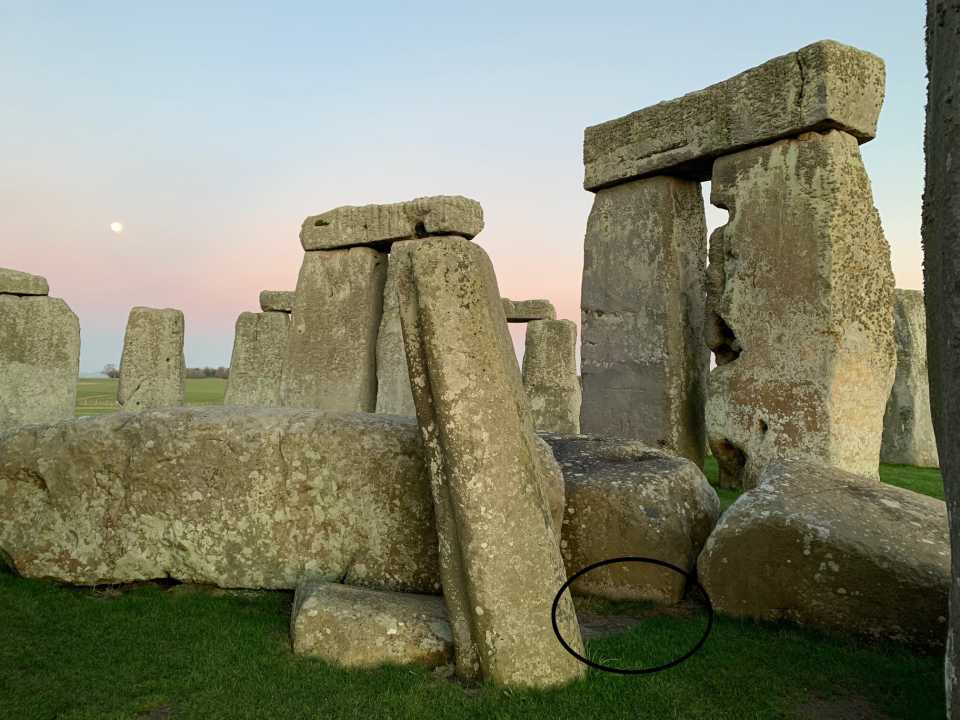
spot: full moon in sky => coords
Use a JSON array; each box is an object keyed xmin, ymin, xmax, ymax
[{"xmin": 110, "ymin": 221, "xmax": 123, "ymax": 234}]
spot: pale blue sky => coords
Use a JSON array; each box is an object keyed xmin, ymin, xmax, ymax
[{"xmin": 1, "ymin": 1, "xmax": 927, "ymax": 371}]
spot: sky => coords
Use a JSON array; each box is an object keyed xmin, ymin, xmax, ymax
[{"xmin": 1, "ymin": 1, "xmax": 928, "ymax": 372}]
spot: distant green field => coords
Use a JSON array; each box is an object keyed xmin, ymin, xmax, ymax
[{"xmin": 75, "ymin": 377, "xmax": 227, "ymax": 416}]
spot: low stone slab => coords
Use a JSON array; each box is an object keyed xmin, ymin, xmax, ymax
[
  {"xmin": 118, "ymin": 307, "xmax": 186, "ymax": 411},
  {"xmin": 502, "ymin": 298, "xmax": 556, "ymax": 322},
  {"xmin": 698, "ymin": 460, "xmax": 949, "ymax": 648},
  {"xmin": 583, "ymin": 40, "xmax": 885, "ymax": 189},
  {"xmin": 545, "ymin": 435, "xmax": 720, "ymax": 603},
  {"xmin": 291, "ymin": 582, "xmax": 452, "ymax": 668},
  {"xmin": 259, "ymin": 290, "xmax": 294, "ymax": 314},
  {"xmin": 301, "ymin": 196, "xmax": 483, "ymax": 251},
  {"xmin": 0, "ymin": 267, "xmax": 49, "ymax": 296}
]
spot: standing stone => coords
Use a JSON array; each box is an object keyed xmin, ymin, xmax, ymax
[
  {"xmin": 224, "ymin": 311, "xmax": 289, "ymax": 407},
  {"xmin": 881, "ymin": 290, "xmax": 939, "ymax": 467},
  {"xmin": 395, "ymin": 236, "xmax": 585, "ymax": 688},
  {"xmin": 705, "ymin": 130, "xmax": 895, "ymax": 489},
  {"xmin": 581, "ymin": 175, "xmax": 707, "ymax": 466},
  {"xmin": 375, "ymin": 241, "xmax": 417, "ymax": 416},
  {"xmin": 0, "ymin": 287, "xmax": 79, "ymax": 431},
  {"xmin": 281, "ymin": 248, "xmax": 387, "ymax": 411},
  {"xmin": 921, "ymin": 1, "xmax": 960, "ymax": 712},
  {"xmin": 117, "ymin": 307, "xmax": 185, "ymax": 412},
  {"xmin": 522, "ymin": 320, "xmax": 581, "ymax": 434}
]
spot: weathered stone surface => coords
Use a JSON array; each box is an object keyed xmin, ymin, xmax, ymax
[
  {"xmin": 117, "ymin": 307, "xmax": 186, "ymax": 412},
  {"xmin": 300, "ymin": 196, "xmax": 483, "ymax": 251},
  {"xmin": 0, "ymin": 295, "xmax": 79, "ymax": 432},
  {"xmin": 881, "ymin": 290, "xmax": 938, "ymax": 467},
  {"xmin": 502, "ymin": 298, "xmax": 556, "ymax": 322},
  {"xmin": 584, "ymin": 40, "xmax": 885, "ymax": 189},
  {"xmin": 224, "ymin": 312, "xmax": 289, "ymax": 407},
  {"xmin": 544, "ymin": 435, "xmax": 719, "ymax": 603},
  {"xmin": 375, "ymin": 241, "xmax": 417, "ymax": 416},
  {"xmin": 259, "ymin": 290, "xmax": 294, "ymax": 313},
  {"xmin": 396, "ymin": 236, "xmax": 585, "ymax": 688},
  {"xmin": 698, "ymin": 460, "xmax": 949, "ymax": 648},
  {"xmin": 0, "ymin": 407, "xmax": 440, "ymax": 591},
  {"xmin": 0, "ymin": 267, "xmax": 49, "ymax": 296},
  {"xmin": 291, "ymin": 581, "xmax": 452, "ymax": 668},
  {"xmin": 581, "ymin": 175, "xmax": 707, "ymax": 466},
  {"xmin": 281, "ymin": 248, "xmax": 386, "ymax": 412},
  {"xmin": 705, "ymin": 130, "xmax": 895, "ymax": 489},
  {"xmin": 522, "ymin": 320, "xmax": 581, "ymax": 434}
]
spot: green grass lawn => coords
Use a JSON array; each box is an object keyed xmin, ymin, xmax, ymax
[{"xmin": 75, "ymin": 378, "xmax": 227, "ymax": 416}]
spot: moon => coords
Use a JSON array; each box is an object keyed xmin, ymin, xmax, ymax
[{"xmin": 110, "ymin": 221, "xmax": 124, "ymax": 234}]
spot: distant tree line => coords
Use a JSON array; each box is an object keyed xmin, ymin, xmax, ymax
[{"xmin": 102, "ymin": 364, "xmax": 229, "ymax": 379}]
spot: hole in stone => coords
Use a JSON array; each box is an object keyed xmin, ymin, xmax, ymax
[
  {"xmin": 314, "ymin": 218, "xmax": 331, "ymax": 227},
  {"xmin": 758, "ymin": 418, "xmax": 768, "ymax": 434},
  {"xmin": 711, "ymin": 438, "xmax": 746, "ymax": 489},
  {"xmin": 709, "ymin": 315, "xmax": 741, "ymax": 365},
  {"xmin": 414, "ymin": 222, "xmax": 428, "ymax": 238}
]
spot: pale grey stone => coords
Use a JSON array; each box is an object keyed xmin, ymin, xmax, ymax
[
  {"xmin": 224, "ymin": 311, "xmax": 288, "ymax": 407},
  {"xmin": 0, "ymin": 267, "xmax": 49, "ymax": 296},
  {"xmin": 259, "ymin": 290, "xmax": 294, "ymax": 313},
  {"xmin": 502, "ymin": 298, "xmax": 556, "ymax": 322},
  {"xmin": 117, "ymin": 307, "xmax": 186, "ymax": 412},
  {"xmin": 522, "ymin": 320, "xmax": 581, "ymax": 434},
  {"xmin": 375, "ymin": 241, "xmax": 417, "ymax": 416}
]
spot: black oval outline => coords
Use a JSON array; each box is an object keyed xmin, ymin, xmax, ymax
[{"xmin": 551, "ymin": 556, "xmax": 714, "ymax": 675}]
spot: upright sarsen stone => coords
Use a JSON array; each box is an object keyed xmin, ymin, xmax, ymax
[
  {"xmin": 224, "ymin": 311, "xmax": 289, "ymax": 407},
  {"xmin": 581, "ymin": 175, "xmax": 707, "ymax": 466},
  {"xmin": 118, "ymin": 307, "xmax": 185, "ymax": 412},
  {"xmin": 522, "ymin": 319, "xmax": 581, "ymax": 434},
  {"xmin": 375, "ymin": 241, "xmax": 417, "ymax": 416}
]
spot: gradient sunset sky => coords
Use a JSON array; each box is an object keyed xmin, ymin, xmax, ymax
[{"xmin": 3, "ymin": 1, "xmax": 926, "ymax": 372}]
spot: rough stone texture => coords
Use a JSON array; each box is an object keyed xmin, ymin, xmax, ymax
[
  {"xmin": 0, "ymin": 267, "xmax": 49, "ymax": 296},
  {"xmin": 921, "ymin": 1, "xmax": 960, "ymax": 710},
  {"xmin": 522, "ymin": 320, "xmax": 581, "ymax": 434},
  {"xmin": 581, "ymin": 175, "xmax": 707, "ymax": 467},
  {"xmin": 396, "ymin": 236, "xmax": 585, "ymax": 688},
  {"xmin": 881, "ymin": 290, "xmax": 939, "ymax": 467},
  {"xmin": 583, "ymin": 40, "xmax": 885, "ymax": 190},
  {"xmin": 300, "ymin": 196, "xmax": 483, "ymax": 251},
  {"xmin": 117, "ymin": 307, "xmax": 186, "ymax": 412},
  {"xmin": 375, "ymin": 241, "xmax": 417, "ymax": 416},
  {"xmin": 224, "ymin": 312, "xmax": 289, "ymax": 407},
  {"xmin": 0, "ymin": 294, "xmax": 79, "ymax": 432},
  {"xmin": 291, "ymin": 581, "xmax": 453, "ymax": 668},
  {"xmin": 0, "ymin": 407, "xmax": 440, "ymax": 591},
  {"xmin": 259, "ymin": 290, "xmax": 294, "ymax": 313},
  {"xmin": 544, "ymin": 435, "xmax": 719, "ymax": 603},
  {"xmin": 698, "ymin": 460, "xmax": 949, "ymax": 649},
  {"xmin": 705, "ymin": 130, "xmax": 895, "ymax": 489},
  {"xmin": 281, "ymin": 248, "xmax": 387, "ymax": 412},
  {"xmin": 502, "ymin": 298, "xmax": 556, "ymax": 322}
]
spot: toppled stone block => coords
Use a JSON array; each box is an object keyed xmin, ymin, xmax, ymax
[
  {"xmin": 224, "ymin": 312, "xmax": 288, "ymax": 407},
  {"xmin": 0, "ymin": 267, "xmax": 49, "ymax": 296},
  {"xmin": 522, "ymin": 320, "xmax": 581, "ymax": 434},
  {"xmin": 698, "ymin": 460, "xmax": 949, "ymax": 649},
  {"xmin": 259, "ymin": 290, "xmax": 294, "ymax": 313},
  {"xmin": 375, "ymin": 241, "xmax": 417, "ymax": 416},
  {"xmin": 300, "ymin": 196, "xmax": 483, "ymax": 251},
  {"xmin": 502, "ymin": 298, "xmax": 556, "ymax": 322},
  {"xmin": 0, "ymin": 294, "xmax": 79, "ymax": 431},
  {"xmin": 291, "ymin": 581, "xmax": 453, "ymax": 668},
  {"xmin": 118, "ymin": 307, "xmax": 186, "ymax": 412},
  {"xmin": 881, "ymin": 290, "xmax": 938, "ymax": 467},
  {"xmin": 584, "ymin": 40, "xmax": 885, "ymax": 189}
]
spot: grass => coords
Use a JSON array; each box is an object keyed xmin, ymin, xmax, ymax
[{"xmin": 75, "ymin": 378, "xmax": 227, "ymax": 417}]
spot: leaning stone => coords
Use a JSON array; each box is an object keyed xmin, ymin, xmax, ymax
[
  {"xmin": 705, "ymin": 130, "xmax": 895, "ymax": 489},
  {"xmin": 698, "ymin": 460, "xmax": 949, "ymax": 649},
  {"xmin": 545, "ymin": 435, "xmax": 719, "ymax": 603},
  {"xmin": 223, "ymin": 312, "xmax": 288, "ymax": 407},
  {"xmin": 259, "ymin": 290, "xmax": 294, "ymax": 314},
  {"xmin": 300, "ymin": 196, "xmax": 483, "ymax": 251},
  {"xmin": 584, "ymin": 40, "xmax": 885, "ymax": 189},
  {"xmin": 502, "ymin": 298, "xmax": 556, "ymax": 322},
  {"xmin": 117, "ymin": 307, "xmax": 186, "ymax": 411},
  {"xmin": 0, "ymin": 267, "xmax": 49, "ymax": 296},
  {"xmin": 522, "ymin": 320, "xmax": 581, "ymax": 434},
  {"xmin": 581, "ymin": 175, "xmax": 708, "ymax": 466},
  {"xmin": 396, "ymin": 236, "xmax": 585, "ymax": 688},
  {"xmin": 375, "ymin": 241, "xmax": 417, "ymax": 416},
  {"xmin": 281, "ymin": 248, "xmax": 386, "ymax": 411},
  {"xmin": 0, "ymin": 295, "xmax": 79, "ymax": 432},
  {"xmin": 881, "ymin": 290, "xmax": 939, "ymax": 467},
  {"xmin": 291, "ymin": 581, "xmax": 452, "ymax": 668}
]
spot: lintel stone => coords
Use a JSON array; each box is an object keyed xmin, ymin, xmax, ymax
[
  {"xmin": 259, "ymin": 290, "xmax": 294, "ymax": 313},
  {"xmin": 502, "ymin": 298, "xmax": 556, "ymax": 322},
  {"xmin": 0, "ymin": 267, "xmax": 49, "ymax": 296}
]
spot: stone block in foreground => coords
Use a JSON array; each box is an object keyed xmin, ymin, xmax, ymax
[{"xmin": 0, "ymin": 267, "xmax": 49, "ymax": 296}]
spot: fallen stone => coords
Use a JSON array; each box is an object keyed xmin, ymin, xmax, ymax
[
  {"xmin": 881, "ymin": 289, "xmax": 939, "ymax": 467},
  {"xmin": 545, "ymin": 435, "xmax": 719, "ymax": 603},
  {"xmin": 0, "ymin": 267, "xmax": 49, "ymax": 296},
  {"xmin": 375, "ymin": 241, "xmax": 417, "ymax": 416},
  {"xmin": 705, "ymin": 130, "xmax": 895, "ymax": 489},
  {"xmin": 118, "ymin": 307, "xmax": 186, "ymax": 412},
  {"xmin": 581, "ymin": 175, "xmax": 708, "ymax": 466},
  {"xmin": 300, "ymin": 196, "xmax": 483, "ymax": 251},
  {"xmin": 396, "ymin": 236, "xmax": 585, "ymax": 687},
  {"xmin": 281, "ymin": 248, "xmax": 386, "ymax": 411},
  {"xmin": 259, "ymin": 290, "xmax": 294, "ymax": 314},
  {"xmin": 291, "ymin": 581, "xmax": 452, "ymax": 668},
  {"xmin": 224, "ymin": 312, "xmax": 288, "ymax": 407},
  {"xmin": 522, "ymin": 320, "xmax": 581, "ymax": 434},
  {"xmin": 698, "ymin": 460, "xmax": 949, "ymax": 649},
  {"xmin": 0, "ymin": 294, "xmax": 79, "ymax": 432},
  {"xmin": 502, "ymin": 298, "xmax": 556, "ymax": 322},
  {"xmin": 584, "ymin": 40, "xmax": 885, "ymax": 189}
]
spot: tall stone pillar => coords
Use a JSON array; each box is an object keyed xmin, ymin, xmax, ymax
[
  {"xmin": 118, "ymin": 307, "xmax": 185, "ymax": 412},
  {"xmin": 375, "ymin": 241, "xmax": 417, "ymax": 416},
  {"xmin": 522, "ymin": 319, "xmax": 581, "ymax": 434},
  {"xmin": 224, "ymin": 309, "xmax": 290, "ymax": 407}
]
